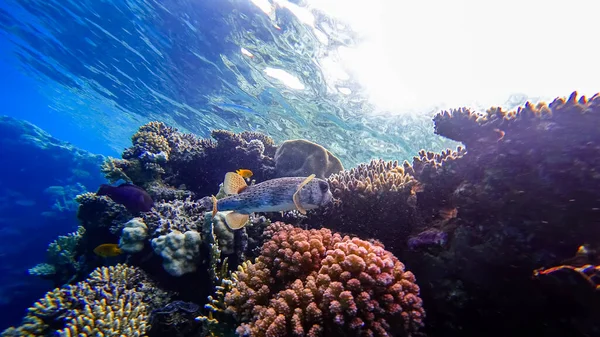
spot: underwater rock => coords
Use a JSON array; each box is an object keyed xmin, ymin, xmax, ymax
[
  {"xmin": 151, "ymin": 230, "xmax": 202, "ymax": 276},
  {"xmin": 274, "ymin": 139, "xmax": 344, "ymax": 179},
  {"xmin": 119, "ymin": 217, "xmax": 149, "ymax": 253}
]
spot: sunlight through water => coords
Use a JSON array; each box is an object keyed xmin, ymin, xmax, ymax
[{"xmin": 305, "ymin": 0, "xmax": 600, "ymax": 114}]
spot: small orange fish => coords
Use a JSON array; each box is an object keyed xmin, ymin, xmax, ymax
[
  {"xmin": 93, "ymin": 243, "xmax": 122, "ymax": 257},
  {"xmin": 236, "ymin": 169, "xmax": 253, "ymax": 179}
]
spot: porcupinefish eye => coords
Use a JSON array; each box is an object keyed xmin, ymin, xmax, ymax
[{"xmin": 319, "ymin": 180, "xmax": 329, "ymax": 192}]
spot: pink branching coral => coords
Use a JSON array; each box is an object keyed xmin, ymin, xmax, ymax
[{"xmin": 224, "ymin": 222, "xmax": 425, "ymax": 337}]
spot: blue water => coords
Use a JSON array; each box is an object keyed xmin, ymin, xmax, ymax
[{"xmin": 6, "ymin": 0, "xmax": 591, "ymax": 335}]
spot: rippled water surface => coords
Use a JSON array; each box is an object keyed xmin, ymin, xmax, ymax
[{"xmin": 0, "ymin": 0, "xmax": 463, "ymax": 166}]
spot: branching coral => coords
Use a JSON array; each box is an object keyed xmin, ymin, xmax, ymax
[
  {"xmin": 99, "ymin": 122, "xmax": 278, "ymax": 196},
  {"xmin": 216, "ymin": 222, "xmax": 424, "ymax": 337},
  {"xmin": 2, "ymin": 264, "xmax": 171, "ymax": 337},
  {"xmin": 28, "ymin": 226, "xmax": 86, "ymax": 285},
  {"xmin": 312, "ymin": 159, "xmax": 420, "ymax": 251}
]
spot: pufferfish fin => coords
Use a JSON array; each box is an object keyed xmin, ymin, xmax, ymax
[
  {"xmin": 292, "ymin": 174, "xmax": 316, "ymax": 215},
  {"xmin": 211, "ymin": 195, "xmax": 218, "ymax": 217},
  {"xmin": 224, "ymin": 211, "xmax": 250, "ymax": 230},
  {"xmin": 223, "ymin": 172, "xmax": 248, "ymax": 195}
]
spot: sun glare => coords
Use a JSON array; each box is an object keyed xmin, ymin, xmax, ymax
[{"xmin": 305, "ymin": 0, "xmax": 600, "ymax": 114}]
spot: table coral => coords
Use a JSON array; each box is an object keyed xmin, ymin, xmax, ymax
[
  {"xmin": 219, "ymin": 222, "xmax": 424, "ymax": 337},
  {"xmin": 1, "ymin": 264, "xmax": 171, "ymax": 337}
]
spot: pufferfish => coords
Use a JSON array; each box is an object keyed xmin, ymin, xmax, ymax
[{"xmin": 211, "ymin": 172, "xmax": 333, "ymax": 230}]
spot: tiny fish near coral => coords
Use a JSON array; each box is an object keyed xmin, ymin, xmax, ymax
[
  {"xmin": 97, "ymin": 183, "xmax": 154, "ymax": 213},
  {"xmin": 211, "ymin": 171, "xmax": 333, "ymax": 229}
]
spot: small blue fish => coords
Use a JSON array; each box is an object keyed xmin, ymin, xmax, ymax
[
  {"xmin": 97, "ymin": 183, "xmax": 154, "ymax": 213},
  {"xmin": 211, "ymin": 172, "xmax": 333, "ymax": 230}
]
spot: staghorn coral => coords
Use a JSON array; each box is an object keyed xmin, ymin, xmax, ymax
[
  {"xmin": 2, "ymin": 264, "xmax": 171, "ymax": 337},
  {"xmin": 28, "ymin": 226, "xmax": 86, "ymax": 285},
  {"xmin": 218, "ymin": 222, "xmax": 424, "ymax": 337},
  {"xmin": 274, "ymin": 139, "xmax": 344, "ymax": 179}
]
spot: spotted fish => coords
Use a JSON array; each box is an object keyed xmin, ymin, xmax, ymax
[{"xmin": 211, "ymin": 172, "xmax": 333, "ymax": 230}]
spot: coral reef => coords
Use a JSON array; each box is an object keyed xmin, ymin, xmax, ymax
[
  {"xmin": 75, "ymin": 192, "xmax": 131, "ymax": 233},
  {"xmin": 2, "ymin": 264, "xmax": 171, "ymax": 337},
  {"xmin": 152, "ymin": 231, "xmax": 203, "ymax": 277},
  {"xmin": 311, "ymin": 159, "xmax": 422, "ymax": 252},
  {"xmin": 0, "ymin": 116, "xmax": 106, "ymax": 327},
  {"xmin": 274, "ymin": 139, "xmax": 344, "ymax": 179},
  {"xmin": 305, "ymin": 92, "xmax": 600, "ymax": 337},
  {"xmin": 215, "ymin": 222, "xmax": 424, "ymax": 337},
  {"xmin": 28, "ymin": 226, "xmax": 86, "ymax": 286},
  {"xmin": 8, "ymin": 92, "xmax": 600, "ymax": 337},
  {"xmin": 100, "ymin": 122, "xmax": 279, "ymax": 196},
  {"xmin": 119, "ymin": 217, "xmax": 149, "ymax": 253}
]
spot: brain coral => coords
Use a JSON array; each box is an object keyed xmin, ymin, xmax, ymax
[
  {"xmin": 1, "ymin": 264, "xmax": 171, "ymax": 337},
  {"xmin": 222, "ymin": 222, "xmax": 424, "ymax": 337}
]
